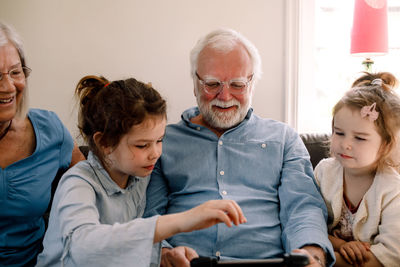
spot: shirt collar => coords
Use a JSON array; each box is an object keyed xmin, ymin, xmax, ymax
[{"xmin": 87, "ymin": 151, "xmax": 139, "ymax": 196}]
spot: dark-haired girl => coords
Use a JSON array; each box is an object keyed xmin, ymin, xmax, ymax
[{"xmin": 36, "ymin": 75, "xmax": 246, "ymax": 267}]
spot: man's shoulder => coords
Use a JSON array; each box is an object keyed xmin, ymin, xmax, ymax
[
  {"xmin": 251, "ymin": 113, "xmax": 289, "ymax": 127},
  {"xmin": 248, "ymin": 113, "xmax": 297, "ymax": 138}
]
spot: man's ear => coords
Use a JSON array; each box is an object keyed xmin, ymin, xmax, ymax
[
  {"xmin": 93, "ymin": 132, "xmax": 112, "ymax": 155},
  {"xmin": 193, "ymin": 80, "xmax": 199, "ymax": 97}
]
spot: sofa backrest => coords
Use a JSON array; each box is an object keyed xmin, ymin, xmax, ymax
[{"xmin": 300, "ymin": 133, "xmax": 331, "ymax": 168}]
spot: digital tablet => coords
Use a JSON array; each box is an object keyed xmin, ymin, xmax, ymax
[{"xmin": 190, "ymin": 253, "xmax": 309, "ymax": 267}]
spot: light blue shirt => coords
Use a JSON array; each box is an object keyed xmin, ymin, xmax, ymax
[
  {"xmin": 144, "ymin": 107, "xmax": 334, "ymax": 266},
  {"xmin": 36, "ymin": 152, "xmax": 161, "ymax": 267},
  {"xmin": 0, "ymin": 109, "xmax": 73, "ymax": 267}
]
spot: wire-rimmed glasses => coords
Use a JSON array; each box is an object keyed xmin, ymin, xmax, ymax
[{"xmin": 0, "ymin": 66, "xmax": 32, "ymax": 82}]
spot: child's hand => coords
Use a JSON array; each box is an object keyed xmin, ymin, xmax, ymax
[
  {"xmin": 154, "ymin": 200, "xmax": 246, "ymax": 243},
  {"xmin": 339, "ymin": 240, "xmax": 370, "ymax": 266},
  {"xmin": 179, "ymin": 199, "xmax": 247, "ymax": 233}
]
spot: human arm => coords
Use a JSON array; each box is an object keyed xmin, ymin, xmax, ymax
[
  {"xmin": 154, "ymin": 199, "xmax": 246, "ymax": 243},
  {"xmin": 334, "ymin": 251, "xmax": 382, "ymax": 267},
  {"xmin": 144, "ymin": 155, "xmax": 194, "ymax": 266},
  {"xmin": 159, "ymin": 246, "xmax": 198, "ymax": 267},
  {"xmin": 329, "ymin": 235, "xmax": 371, "ymax": 266},
  {"xmin": 349, "ymin": 172, "xmax": 400, "ymax": 267},
  {"xmin": 279, "ymin": 130, "xmax": 334, "ymax": 266},
  {"xmin": 301, "ymin": 245, "xmax": 326, "ymax": 267},
  {"xmin": 51, "ymin": 174, "xmax": 160, "ymax": 266},
  {"xmin": 153, "ymin": 199, "xmax": 246, "ymax": 267},
  {"xmin": 292, "ymin": 248, "xmax": 326, "ymax": 267},
  {"xmin": 328, "ymin": 178, "xmax": 399, "ymax": 267},
  {"xmin": 328, "ymin": 234, "xmax": 346, "ymax": 251},
  {"xmin": 46, "ymin": 109, "xmax": 84, "ymax": 169},
  {"xmin": 296, "ymin": 247, "xmax": 378, "ymax": 267}
]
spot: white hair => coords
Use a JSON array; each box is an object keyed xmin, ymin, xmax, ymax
[
  {"xmin": 190, "ymin": 28, "xmax": 262, "ymax": 84},
  {"xmin": 0, "ymin": 22, "xmax": 29, "ymax": 118}
]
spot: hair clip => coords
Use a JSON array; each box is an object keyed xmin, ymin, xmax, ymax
[
  {"xmin": 360, "ymin": 102, "xmax": 379, "ymax": 122},
  {"xmin": 371, "ymin": 78, "xmax": 383, "ymax": 86},
  {"xmin": 104, "ymin": 83, "xmax": 110, "ymax": 87}
]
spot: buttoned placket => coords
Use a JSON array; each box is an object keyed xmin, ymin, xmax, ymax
[
  {"xmin": 215, "ymin": 136, "xmax": 228, "ymax": 259},
  {"xmin": 216, "ymin": 138, "xmax": 227, "ymax": 198}
]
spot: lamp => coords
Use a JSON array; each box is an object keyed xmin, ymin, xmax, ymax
[{"xmin": 350, "ymin": 0, "xmax": 388, "ymax": 72}]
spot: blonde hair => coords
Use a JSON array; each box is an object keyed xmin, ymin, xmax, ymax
[{"xmin": 332, "ymin": 72, "xmax": 400, "ymax": 171}]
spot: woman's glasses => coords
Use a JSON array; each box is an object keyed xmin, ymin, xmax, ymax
[{"xmin": 0, "ymin": 66, "xmax": 32, "ymax": 82}]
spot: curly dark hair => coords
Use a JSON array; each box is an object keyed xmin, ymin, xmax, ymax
[{"xmin": 75, "ymin": 75, "xmax": 166, "ymax": 164}]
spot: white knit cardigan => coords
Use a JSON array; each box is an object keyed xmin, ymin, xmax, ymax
[{"xmin": 314, "ymin": 158, "xmax": 400, "ymax": 267}]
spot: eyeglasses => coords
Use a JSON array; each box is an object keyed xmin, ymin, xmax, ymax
[
  {"xmin": 0, "ymin": 66, "xmax": 32, "ymax": 82},
  {"xmin": 195, "ymin": 72, "xmax": 253, "ymax": 95}
]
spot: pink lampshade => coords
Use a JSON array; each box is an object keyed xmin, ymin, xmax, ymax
[{"xmin": 351, "ymin": 0, "xmax": 388, "ymax": 57}]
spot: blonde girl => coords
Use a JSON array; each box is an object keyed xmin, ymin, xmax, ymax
[{"xmin": 314, "ymin": 72, "xmax": 400, "ymax": 267}]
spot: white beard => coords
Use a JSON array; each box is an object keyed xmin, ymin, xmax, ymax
[{"xmin": 196, "ymin": 93, "xmax": 251, "ymax": 130}]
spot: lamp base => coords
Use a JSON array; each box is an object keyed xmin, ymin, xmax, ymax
[{"xmin": 362, "ymin": 58, "xmax": 374, "ymax": 72}]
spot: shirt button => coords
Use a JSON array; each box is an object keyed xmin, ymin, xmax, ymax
[
  {"xmin": 218, "ymin": 140, "xmax": 223, "ymax": 145},
  {"xmin": 196, "ymin": 127, "xmax": 201, "ymax": 131},
  {"xmin": 261, "ymin": 143, "xmax": 267, "ymax": 148},
  {"xmin": 220, "ymin": 170, "xmax": 224, "ymax": 175},
  {"xmin": 222, "ymin": 190, "xmax": 227, "ymax": 195},
  {"xmin": 216, "ymin": 251, "xmax": 221, "ymax": 257}
]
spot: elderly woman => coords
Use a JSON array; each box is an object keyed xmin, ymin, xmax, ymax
[{"xmin": 0, "ymin": 22, "xmax": 84, "ymax": 266}]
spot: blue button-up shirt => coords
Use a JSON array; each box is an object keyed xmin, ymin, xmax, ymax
[
  {"xmin": 36, "ymin": 152, "xmax": 161, "ymax": 267},
  {"xmin": 145, "ymin": 107, "xmax": 334, "ymax": 265}
]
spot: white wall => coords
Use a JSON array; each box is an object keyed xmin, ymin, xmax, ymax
[{"xmin": 0, "ymin": 0, "xmax": 287, "ymax": 141}]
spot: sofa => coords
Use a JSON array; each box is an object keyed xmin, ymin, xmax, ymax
[{"xmin": 299, "ymin": 133, "xmax": 331, "ymax": 168}]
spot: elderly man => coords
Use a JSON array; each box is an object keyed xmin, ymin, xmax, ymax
[{"xmin": 145, "ymin": 28, "xmax": 334, "ymax": 267}]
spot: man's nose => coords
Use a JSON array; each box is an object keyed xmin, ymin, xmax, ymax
[{"xmin": 216, "ymin": 83, "xmax": 233, "ymax": 101}]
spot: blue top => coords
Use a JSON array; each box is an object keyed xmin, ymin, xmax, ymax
[
  {"xmin": 0, "ymin": 109, "xmax": 74, "ymax": 266},
  {"xmin": 144, "ymin": 107, "xmax": 334, "ymax": 266},
  {"xmin": 36, "ymin": 152, "xmax": 161, "ymax": 267}
]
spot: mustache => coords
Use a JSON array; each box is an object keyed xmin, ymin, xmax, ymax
[{"xmin": 209, "ymin": 99, "xmax": 241, "ymax": 108}]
